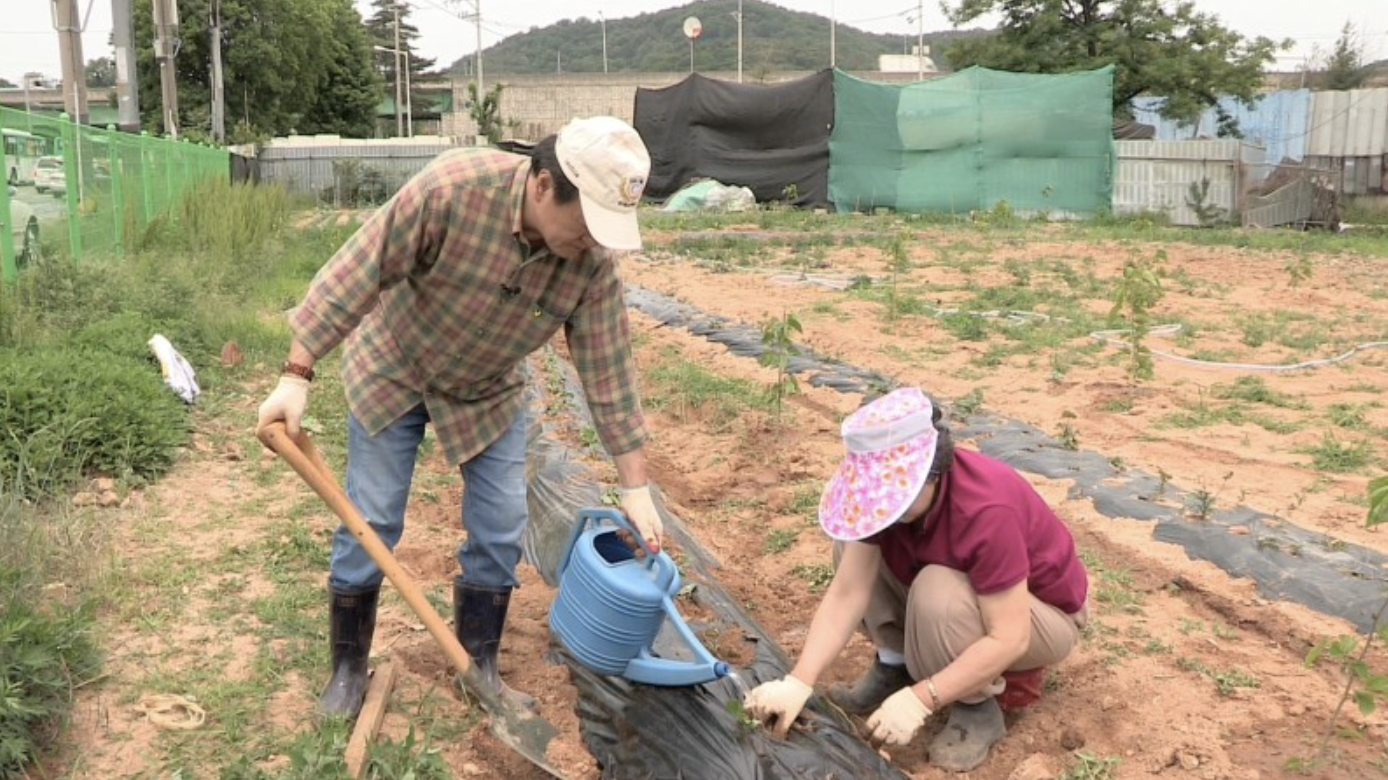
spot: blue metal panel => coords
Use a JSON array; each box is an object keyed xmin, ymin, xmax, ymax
[{"xmin": 1131, "ymin": 90, "xmax": 1310, "ymax": 164}]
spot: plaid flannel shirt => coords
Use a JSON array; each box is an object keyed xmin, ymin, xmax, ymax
[{"xmin": 291, "ymin": 148, "xmax": 646, "ymax": 465}]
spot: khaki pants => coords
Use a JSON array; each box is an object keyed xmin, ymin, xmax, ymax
[{"xmin": 835, "ymin": 543, "xmax": 1086, "ymax": 703}]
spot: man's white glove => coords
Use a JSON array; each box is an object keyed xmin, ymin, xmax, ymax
[
  {"xmin": 866, "ymin": 686, "xmax": 932, "ymax": 746},
  {"xmin": 744, "ymin": 675, "xmax": 814, "ymax": 738},
  {"xmin": 619, "ymin": 484, "xmax": 664, "ymax": 553},
  {"xmin": 257, "ymin": 376, "xmax": 310, "ymax": 436}
]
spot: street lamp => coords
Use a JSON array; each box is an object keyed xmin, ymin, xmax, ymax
[{"xmin": 374, "ymin": 44, "xmax": 412, "ymax": 137}]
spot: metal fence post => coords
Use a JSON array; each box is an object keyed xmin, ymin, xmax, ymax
[
  {"xmin": 60, "ymin": 112, "xmax": 82, "ymax": 262},
  {"xmin": 109, "ymin": 127, "xmax": 126, "ymax": 258}
]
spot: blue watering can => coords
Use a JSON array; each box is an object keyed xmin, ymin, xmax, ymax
[{"xmin": 549, "ymin": 507, "xmax": 731, "ymax": 687}]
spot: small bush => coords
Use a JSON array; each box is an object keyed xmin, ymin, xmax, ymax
[
  {"xmin": 0, "ymin": 347, "xmax": 191, "ymax": 500},
  {"xmin": 0, "ymin": 569, "xmax": 100, "ymax": 778}
]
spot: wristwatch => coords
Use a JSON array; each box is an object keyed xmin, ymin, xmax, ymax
[{"xmin": 281, "ymin": 361, "xmax": 316, "ymax": 382}]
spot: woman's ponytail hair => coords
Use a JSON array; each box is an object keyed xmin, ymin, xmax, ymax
[{"xmin": 927, "ymin": 401, "xmax": 955, "ymax": 483}]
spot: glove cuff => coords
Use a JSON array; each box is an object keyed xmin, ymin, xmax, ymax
[
  {"xmin": 621, "ymin": 484, "xmax": 652, "ymax": 499},
  {"xmin": 785, "ymin": 674, "xmax": 814, "ymax": 696},
  {"xmin": 893, "ymin": 685, "xmax": 932, "ymax": 718},
  {"xmin": 278, "ymin": 375, "xmax": 311, "ymax": 389}
]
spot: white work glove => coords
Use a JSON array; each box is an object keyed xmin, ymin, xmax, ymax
[
  {"xmin": 619, "ymin": 484, "xmax": 664, "ymax": 554},
  {"xmin": 866, "ymin": 686, "xmax": 933, "ymax": 746},
  {"xmin": 257, "ymin": 376, "xmax": 310, "ymax": 437},
  {"xmin": 744, "ymin": 675, "xmax": 814, "ymax": 738}
]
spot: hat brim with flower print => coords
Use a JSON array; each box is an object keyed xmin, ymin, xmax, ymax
[{"xmin": 819, "ymin": 388, "xmax": 939, "ymax": 542}]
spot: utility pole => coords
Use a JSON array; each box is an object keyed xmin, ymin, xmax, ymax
[
  {"xmin": 210, "ymin": 0, "xmax": 225, "ymax": 142},
  {"xmin": 52, "ymin": 0, "xmax": 89, "ymax": 124},
  {"xmin": 474, "ymin": 0, "xmax": 483, "ymax": 105},
  {"xmin": 736, "ymin": 0, "xmax": 743, "ymax": 83},
  {"xmin": 404, "ymin": 39, "xmax": 413, "ymax": 137},
  {"xmin": 112, "ymin": 0, "xmax": 140, "ymax": 131},
  {"xmin": 392, "ymin": 4, "xmax": 403, "ymax": 137},
  {"xmin": 916, "ymin": 0, "xmax": 924, "ymax": 81},
  {"xmin": 152, "ymin": 0, "xmax": 180, "ymax": 137},
  {"xmin": 830, "ymin": 0, "xmax": 836, "ymax": 68},
  {"xmin": 600, "ymin": 12, "xmax": 607, "ymax": 74}
]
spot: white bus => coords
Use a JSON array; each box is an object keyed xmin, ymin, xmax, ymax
[{"xmin": 3, "ymin": 128, "xmax": 46, "ymax": 186}]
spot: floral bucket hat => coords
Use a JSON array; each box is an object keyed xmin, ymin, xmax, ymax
[{"xmin": 819, "ymin": 388, "xmax": 939, "ymax": 541}]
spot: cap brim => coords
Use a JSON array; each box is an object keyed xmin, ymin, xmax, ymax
[
  {"xmin": 818, "ymin": 436, "xmax": 937, "ymax": 541},
  {"xmin": 579, "ymin": 191, "xmax": 642, "ymax": 251}
]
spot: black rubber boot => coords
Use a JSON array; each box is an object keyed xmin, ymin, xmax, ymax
[
  {"xmin": 827, "ymin": 658, "xmax": 913, "ymax": 715},
  {"xmin": 929, "ymin": 697, "xmax": 1007, "ymax": 772},
  {"xmin": 318, "ymin": 588, "xmax": 379, "ymax": 719},
  {"xmin": 454, "ymin": 579, "xmax": 538, "ymax": 713}
]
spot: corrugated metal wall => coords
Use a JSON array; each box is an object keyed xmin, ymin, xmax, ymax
[
  {"xmin": 257, "ymin": 136, "xmax": 456, "ymax": 204},
  {"xmin": 1113, "ymin": 140, "xmax": 1252, "ymax": 226},
  {"xmin": 1302, "ymin": 88, "xmax": 1387, "ymax": 195},
  {"xmin": 1131, "ymin": 90, "xmax": 1311, "ymax": 169}
]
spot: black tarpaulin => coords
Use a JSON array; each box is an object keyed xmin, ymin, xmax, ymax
[{"xmin": 634, "ymin": 71, "xmax": 834, "ymax": 208}]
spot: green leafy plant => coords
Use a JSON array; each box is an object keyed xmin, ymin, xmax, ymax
[
  {"xmin": 1108, "ymin": 254, "xmax": 1165, "ymax": 381},
  {"xmin": 1294, "ymin": 476, "xmax": 1388, "ymax": 772},
  {"xmin": 883, "ymin": 232, "xmax": 914, "ymax": 324},
  {"xmin": 759, "ymin": 311, "xmax": 803, "ymax": 419},
  {"xmin": 1285, "ymin": 255, "xmax": 1314, "ymax": 287},
  {"xmin": 1059, "ymin": 752, "xmax": 1121, "ymax": 780},
  {"xmin": 1184, "ymin": 177, "xmax": 1227, "ymax": 227},
  {"xmin": 791, "ymin": 564, "xmax": 834, "ymax": 593},
  {"xmin": 764, "ymin": 528, "xmax": 799, "ymax": 554},
  {"xmin": 1058, "ymin": 422, "xmax": 1080, "ymax": 451},
  {"xmin": 726, "ymin": 699, "xmax": 762, "ymax": 731},
  {"xmin": 0, "ymin": 347, "xmax": 192, "ymax": 500},
  {"xmin": 0, "ymin": 583, "xmax": 101, "ymax": 777}
]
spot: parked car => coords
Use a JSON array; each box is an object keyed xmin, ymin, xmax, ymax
[
  {"xmin": 6, "ymin": 185, "xmax": 39, "ymax": 267},
  {"xmin": 33, "ymin": 156, "xmax": 65, "ymax": 197}
]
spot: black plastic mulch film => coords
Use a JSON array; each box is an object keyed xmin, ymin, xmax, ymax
[
  {"xmin": 619, "ymin": 284, "xmax": 1388, "ymax": 633},
  {"xmin": 522, "ymin": 352, "xmax": 907, "ymax": 780},
  {"xmin": 520, "ymin": 284, "xmax": 1382, "ymax": 779}
]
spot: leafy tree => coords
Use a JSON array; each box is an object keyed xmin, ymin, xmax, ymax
[
  {"xmin": 85, "ymin": 56, "xmax": 116, "ymax": 88},
  {"xmin": 1321, "ymin": 22, "xmax": 1368, "ymax": 91},
  {"xmin": 0, "ymin": 78, "xmax": 15, "ymax": 89},
  {"xmin": 466, "ymin": 81, "xmax": 507, "ymax": 143},
  {"xmin": 134, "ymin": 0, "xmax": 379, "ymax": 139},
  {"xmin": 364, "ymin": 0, "xmax": 437, "ymax": 132},
  {"xmin": 942, "ymin": 0, "xmax": 1289, "ymax": 127}
]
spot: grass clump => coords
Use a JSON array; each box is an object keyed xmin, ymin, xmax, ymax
[{"xmin": 0, "ymin": 347, "xmax": 191, "ymax": 500}]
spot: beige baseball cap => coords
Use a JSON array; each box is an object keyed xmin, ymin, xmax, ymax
[{"xmin": 555, "ymin": 116, "xmax": 650, "ymax": 251}]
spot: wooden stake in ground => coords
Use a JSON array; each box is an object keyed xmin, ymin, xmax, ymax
[{"xmin": 345, "ymin": 662, "xmax": 398, "ymax": 779}]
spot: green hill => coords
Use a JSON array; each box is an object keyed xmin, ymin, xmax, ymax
[{"xmin": 447, "ymin": 0, "xmax": 987, "ymax": 76}]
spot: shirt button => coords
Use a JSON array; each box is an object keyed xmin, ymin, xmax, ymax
[{"xmin": 476, "ymin": 328, "xmax": 487, "ymax": 337}]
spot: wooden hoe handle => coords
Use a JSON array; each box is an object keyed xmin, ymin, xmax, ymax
[{"xmin": 257, "ymin": 422, "xmax": 473, "ymax": 677}]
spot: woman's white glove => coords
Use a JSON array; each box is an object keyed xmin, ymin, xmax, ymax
[
  {"xmin": 619, "ymin": 485, "xmax": 664, "ymax": 553},
  {"xmin": 866, "ymin": 686, "xmax": 932, "ymax": 746},
  {"xmin": 257, "ymin": 376, "xmax": 310, "ymax": 436},
  {"xmin": 744, "ymin": 675, "xmax": 814, "ymax": 737}
]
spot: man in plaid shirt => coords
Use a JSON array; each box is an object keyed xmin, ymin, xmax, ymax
[{"xmin": 256, "ymin": 116, "xmax": 662, "ymax": 720}]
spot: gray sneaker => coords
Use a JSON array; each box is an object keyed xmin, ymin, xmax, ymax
[
  {"xmin": 827, "ymin": 659, "xmax": 912, "ymax": 715},
  {"xmin": 929, "ymin": 697, "xmax": 1006, "ymax": 772}
]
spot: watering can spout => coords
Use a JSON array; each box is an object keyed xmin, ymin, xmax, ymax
[{"xmin": 623, "ymin": 652, "xmax": 732, "ymax": 688}]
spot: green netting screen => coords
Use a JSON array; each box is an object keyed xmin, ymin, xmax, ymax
[
  {"xmin": 1, "ymin": 106, "xmax": 229, "ymax": 282},
  {"xmin": 829, "ymin": 66, "xmax": 1115, "ymax": 217}
]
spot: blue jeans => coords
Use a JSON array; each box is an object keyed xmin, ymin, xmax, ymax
[{"xmin": 328, "ymin": 403, "xmax": 529, "ymax": 593}]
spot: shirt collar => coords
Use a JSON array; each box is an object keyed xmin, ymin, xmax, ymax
[{"xmin": 508, "ymin": 156, "xmax": 530, "ymax": 239}]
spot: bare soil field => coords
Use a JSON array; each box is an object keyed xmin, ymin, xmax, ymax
[{"xmin": 62, "ymin": 217, "xmax": 1388, "ymax": 780}]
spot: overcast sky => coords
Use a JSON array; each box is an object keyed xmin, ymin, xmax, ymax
[{"xmin": 2, "ymin": 0, "xmax": 1385, "ymax": 87}]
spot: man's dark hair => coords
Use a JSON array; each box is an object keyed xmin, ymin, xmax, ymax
[{"xmin": 530, "ymin": 135, "xmax": 579, "ymax": 204}]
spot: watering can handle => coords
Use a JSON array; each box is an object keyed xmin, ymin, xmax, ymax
[{"xmin": 558, "ymin": 507, "xmax": 660, "ymax": 579}]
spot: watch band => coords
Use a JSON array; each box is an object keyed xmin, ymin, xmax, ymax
[{"xmin": 281, "ymin": 361, "xmax": 316, "ymax": 382}]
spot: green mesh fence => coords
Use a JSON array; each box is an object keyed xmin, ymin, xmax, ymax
[
  {"xmin": 830, "ymin": 66, "xmax": 1115, "ymax": 217},
  {"xmin": 1, "ymin": 107, "xmax": 229, "ymax": 282}
]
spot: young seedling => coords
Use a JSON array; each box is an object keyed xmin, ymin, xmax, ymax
[
  {"xmin": 1293, "ymin": 476, "xmax": 1388, "ymax": 773},
  {"xmin": 1108, "ymin": 253, "xmax": 1165, "ymax": 382},
  {"xmin": 726, "ymin": 699, "xmax": 762, "ymax": 732},
  {"xmin": 759, "ymin": 311, "xmax": 803, "ymax": 420}
]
